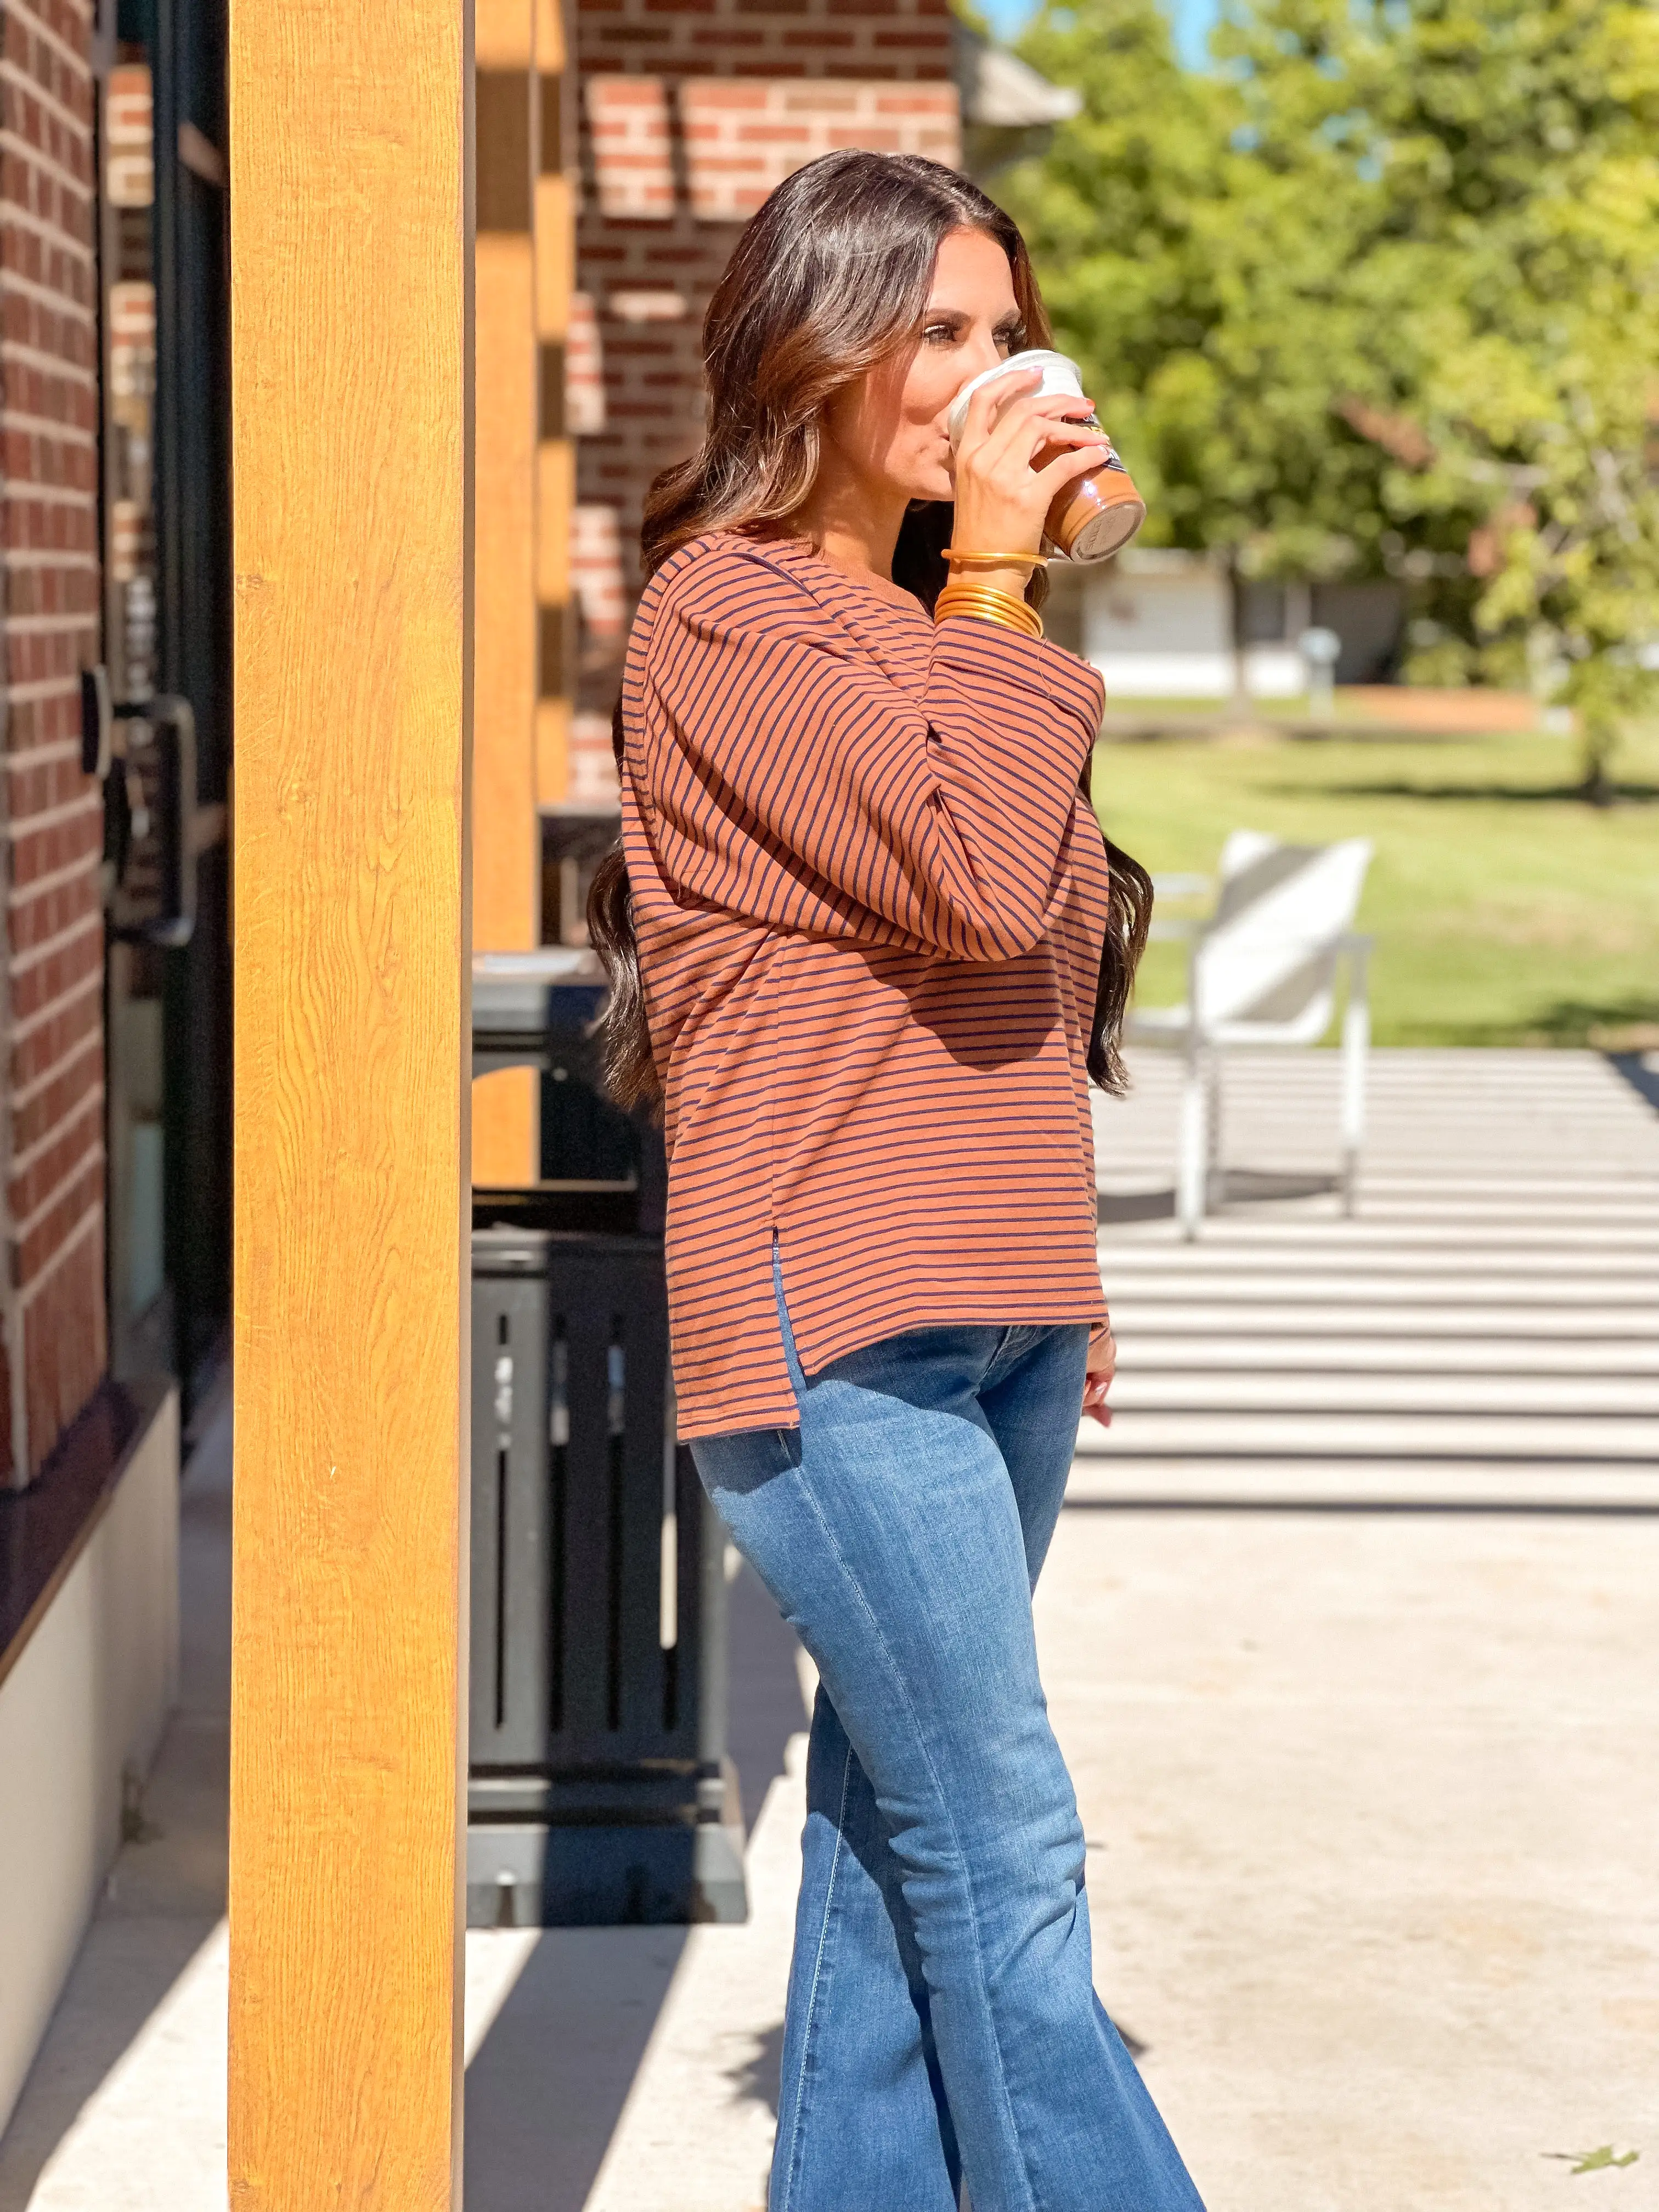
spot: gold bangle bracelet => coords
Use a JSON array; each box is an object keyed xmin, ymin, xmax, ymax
[
  {"xmin": 939, "ymin": 581, "xmax": 1041, "ymax": 602},
  {"xmin": 935, "ymin": 594, "xmax": 1042, "ymax": 640},
  {"xmin": 939, "ymin": 607, "xmax": 1042, "ymax": 639},
  {"xmin": 943, "ymin": 548, "xmax": 1049, "ymax": 569},
  {"xmin": 938, "ymin": 582, "xmax": 1035, "ymax": 611},
  {"xmin": 936, "ymin": 586, "xmax": 1037, "ymax": 617},
  {"xmin": 935, "ymin": 582, "xmax": 1043, "ymax": 639}
]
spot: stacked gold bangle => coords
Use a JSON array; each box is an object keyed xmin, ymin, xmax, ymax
[
  {"xmin": 935, "ymin": 549, "xmax": 1046, "ymax": 639},
  {"xmin": 935, "ymin": 582, "xmax": 1043, "ymax": 639}
]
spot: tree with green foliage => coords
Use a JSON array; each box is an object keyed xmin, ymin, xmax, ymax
[
  {"xmin": 999, "ymin": 0, "xmax": 1659, "ymax": 793},
  {"xmin": 1001, "ymin": 0, "xmax": 1389, "ymax": 571}
]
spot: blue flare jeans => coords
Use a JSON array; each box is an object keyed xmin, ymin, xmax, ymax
[{"xmin": 690, "ymin": 1252, "xmax": 1205, "ymax": 2212}]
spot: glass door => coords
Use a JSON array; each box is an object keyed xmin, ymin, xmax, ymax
[{"xmin": 95, "ymin": 0, "xmax": 232, "ymax": 1412}]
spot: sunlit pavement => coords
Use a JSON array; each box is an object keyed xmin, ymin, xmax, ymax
[{"xmin": 2, "ymin": 1051, "xmax": 1655, "ymax": 2212}]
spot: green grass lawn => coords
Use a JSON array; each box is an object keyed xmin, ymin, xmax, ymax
[{"xmin": 1092, "ymin": 723, "xmax": 1659, "ymax": 1048}]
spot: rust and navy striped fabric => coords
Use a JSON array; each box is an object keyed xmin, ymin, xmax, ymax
[{"xmin": 619, "ymin": 530, "xmax": 1111, "ymax": 1438}]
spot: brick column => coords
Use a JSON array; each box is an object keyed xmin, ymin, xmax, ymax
[{"xmin": 0, "ymin": 0, "xmax": 106, "ymax": 1485}]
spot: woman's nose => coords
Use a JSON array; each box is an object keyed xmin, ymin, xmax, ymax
[{"xmin": 957, "ymin": 333, "xmax": 1006, "ymax": 382}]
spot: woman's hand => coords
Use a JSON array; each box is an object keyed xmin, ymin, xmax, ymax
[
  {"xmin": 947, "ymin": 368, "xmax": 1115, "ymax": 606},
  {"xmin": 1081, "ymin": 1320, "xmax": 1116, "ymax": 1429}
]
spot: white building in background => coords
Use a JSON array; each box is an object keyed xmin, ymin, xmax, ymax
[
  {"xmin": 1066, "ymin": 550, "xmax": 1240, "ymax": 699},
  {"xmin": 1047, "ymin": 549, "xmax": 1404, "ymax": 701}
]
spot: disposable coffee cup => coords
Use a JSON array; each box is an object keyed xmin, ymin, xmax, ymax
[{"xmin": 945, "ymin": 348, "xmax": 1146, "ymax": 563}]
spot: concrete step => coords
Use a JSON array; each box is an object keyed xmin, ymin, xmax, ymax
[
  {"xmin": 1064, "ymin": 1454, "xmax": 1659, "ymax": 1510},
  {"xmin": 1098, "ymin": 1247, "xmax": 1659, "ymax": 1281},
  {"xmin": 1074, "ymin": 1407, "xmax": 1659, "ymax": 1461},
  {"xmin": 1080, "ymin": 1047, "xmax": 1659, "ymax": 1498},
  {"xmin": 1113, "ymin": 1335, "xmax": 1659, "ymax": 1375},
  {"xmin": 1107, "ymin": 1371, "xmax": 1659, "ymax": 1416},
  {"xmin": 1101, "ymin": 1220, "xmax": 1659, "ymax": 1250},
  {"xmin": 1103, "ymin": 1301, "xmax": 1656, "ymax": 1338},
  {"xmin": 1101, "ymin": 1271, "xmax": 1659, "ymax": 1304}
]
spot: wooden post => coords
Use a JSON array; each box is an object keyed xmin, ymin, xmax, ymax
[
  {"xmin": 534, "ymin": 0, "xmax": 578, "ymax": 821},
  {"xmin": 471, "ymin": 0, "xmax": 541, "ymax": 1184},
  {"xmin": 227, "ymin": 0, "xmax": 470, "ymax": 2203}
]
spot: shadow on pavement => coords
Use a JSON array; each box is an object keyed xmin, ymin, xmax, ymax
[
  {"xmin": 0, "ymin": 1398, "xmax": 810, "ymax": 2212},
  {"xmin": 0, "ymin": 1394, "xmax": 233, "ymax": 2212},
  {"xmin": 1609, "ymin": 1052, "xmax": 1659, "ymax": 1115},
  {"xmin": 1287, "ymin": 778, "xmax": 1659, "ymax": 805},
  {"xmin": 465, "ymin": 1557, "xmax": 806, "ymax": 2208},
  {"xmin": 0, "ymin": 1917, "xmax": 222, "ymax": 2212},
  {"xmin": 1099, "ymin": 1168, "xmax": 1340, "ymax": 1228},
  {"xmin": 728, "ymin": 2019, "xmax": 786, "ymax": 2120},
  {"xmin": 465, "ymin": 1928, "xmax": 689, "ymax": 2212}
]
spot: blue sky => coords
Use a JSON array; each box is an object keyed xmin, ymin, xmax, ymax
[{"xmin": 978, "ymin": 0, "xmax": 1220, "ymax": 68}]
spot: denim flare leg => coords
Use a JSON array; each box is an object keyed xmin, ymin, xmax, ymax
[{"xmin": 691, "ymin": 1256, "xmax": 1205, "ymax": 2212}]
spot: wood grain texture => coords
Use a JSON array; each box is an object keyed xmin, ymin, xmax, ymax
[
  {"xmin": 538, "ymin": 0, "xmax": 566, "ymax": 72},
  {"xmin": 535, "ymin": 696, "xmax": 571, "ymax": 809},
  {"xmin": 227, "ymin": 1, "xmax": 470, "ymax": 2203},
  {"xmin": 472, "ymin": 201, "xmax": 538, "ymax": 1185},
  {"xmin": 537, "ymin": 437, "xmax": 574, "ymax": 605},
  {"xmin": 472, "ymin": 1067, "xmax": 538, "ymax": 1184},
  {"xmin": 475, "ymin": 0, "xmax": 532, "ymax": 65},
  {"xmin": 472, "ymin": 235, "xmax": 538, "ymax": 959},
  {"xmin": 534, "ymin": 439, "xmax": 572, "ymax": 811},
  {"xmin": 534, "ymin": 174, "xmax": 574, "ymax": 341}
]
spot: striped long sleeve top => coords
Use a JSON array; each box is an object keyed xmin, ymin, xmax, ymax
[{"xmin": 619, "ymin": 530, "xmax": 1111, "ymax": 1439}]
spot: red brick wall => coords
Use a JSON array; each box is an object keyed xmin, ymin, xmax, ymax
[
  {"xmin": 0, "ymin": 0, "xmax": 106, "ymax": 1482},
  {"xmin": 578, "ymin": 0, "xmax": 953, "ymax": 97},
  {"xmin": 574, "ymin": 0, "xmax": 957, "ymax": 700},
  {"xmin": 679, "ymin": 78, "xmax": 958, "ymax": 219}
]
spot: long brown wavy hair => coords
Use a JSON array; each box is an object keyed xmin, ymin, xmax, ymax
[{"xmin": 588, "ymin": 149, "xmax": 1151, "ymax": 1109}]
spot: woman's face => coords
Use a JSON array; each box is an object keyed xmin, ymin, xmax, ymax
[{"xmin": 820, "ymin": 227, "xmax": 1024, "ymax": 507}]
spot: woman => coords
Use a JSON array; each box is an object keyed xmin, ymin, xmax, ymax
[{"xmin": 589, "ymin": 151, "xmax": 1204, "ymax": 2212}]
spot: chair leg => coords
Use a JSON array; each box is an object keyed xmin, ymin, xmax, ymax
[
  {"xmin": 1206, "ymin": 1050, "xmax": 1224, "ymax": 1210},
  {"xmin": 1178, "ymin": 1048, "xmax": 1209, "ymax": 1239},
  {"xmin": 1341, "ymin": 973, "xmax": 1370, "ymax": 1216}
]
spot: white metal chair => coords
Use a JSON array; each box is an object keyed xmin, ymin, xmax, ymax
[{"xmin": 1125, "ymin": 831, "xmax": 1374, "ymax": 1237}]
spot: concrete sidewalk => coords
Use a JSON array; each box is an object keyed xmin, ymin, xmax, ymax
[
  {"xmin": 1046, "ymin": 1508, "xmax": 1658, "ymax": 2209},
  {"xmin": 466, "ymin": 1506, "xmax": 1659, "ymax": 2211},
  {"xmin": 3, "ymin": 1451, "xmax": 1652, "ymax": 2209}
]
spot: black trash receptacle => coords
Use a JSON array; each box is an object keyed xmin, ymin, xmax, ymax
[{"xmin": 468, "ymin": 953, "xmax": 746, "ymax": 1928}]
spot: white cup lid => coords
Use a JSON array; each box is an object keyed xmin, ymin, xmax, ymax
[{"xmin": 946, "ymin": 348, "xmax": 1086, "ymax": 448}]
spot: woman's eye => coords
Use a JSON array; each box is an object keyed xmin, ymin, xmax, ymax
[{"xmin": 922, "ymin": 322, "xmax": 957, "ymax": 345}]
